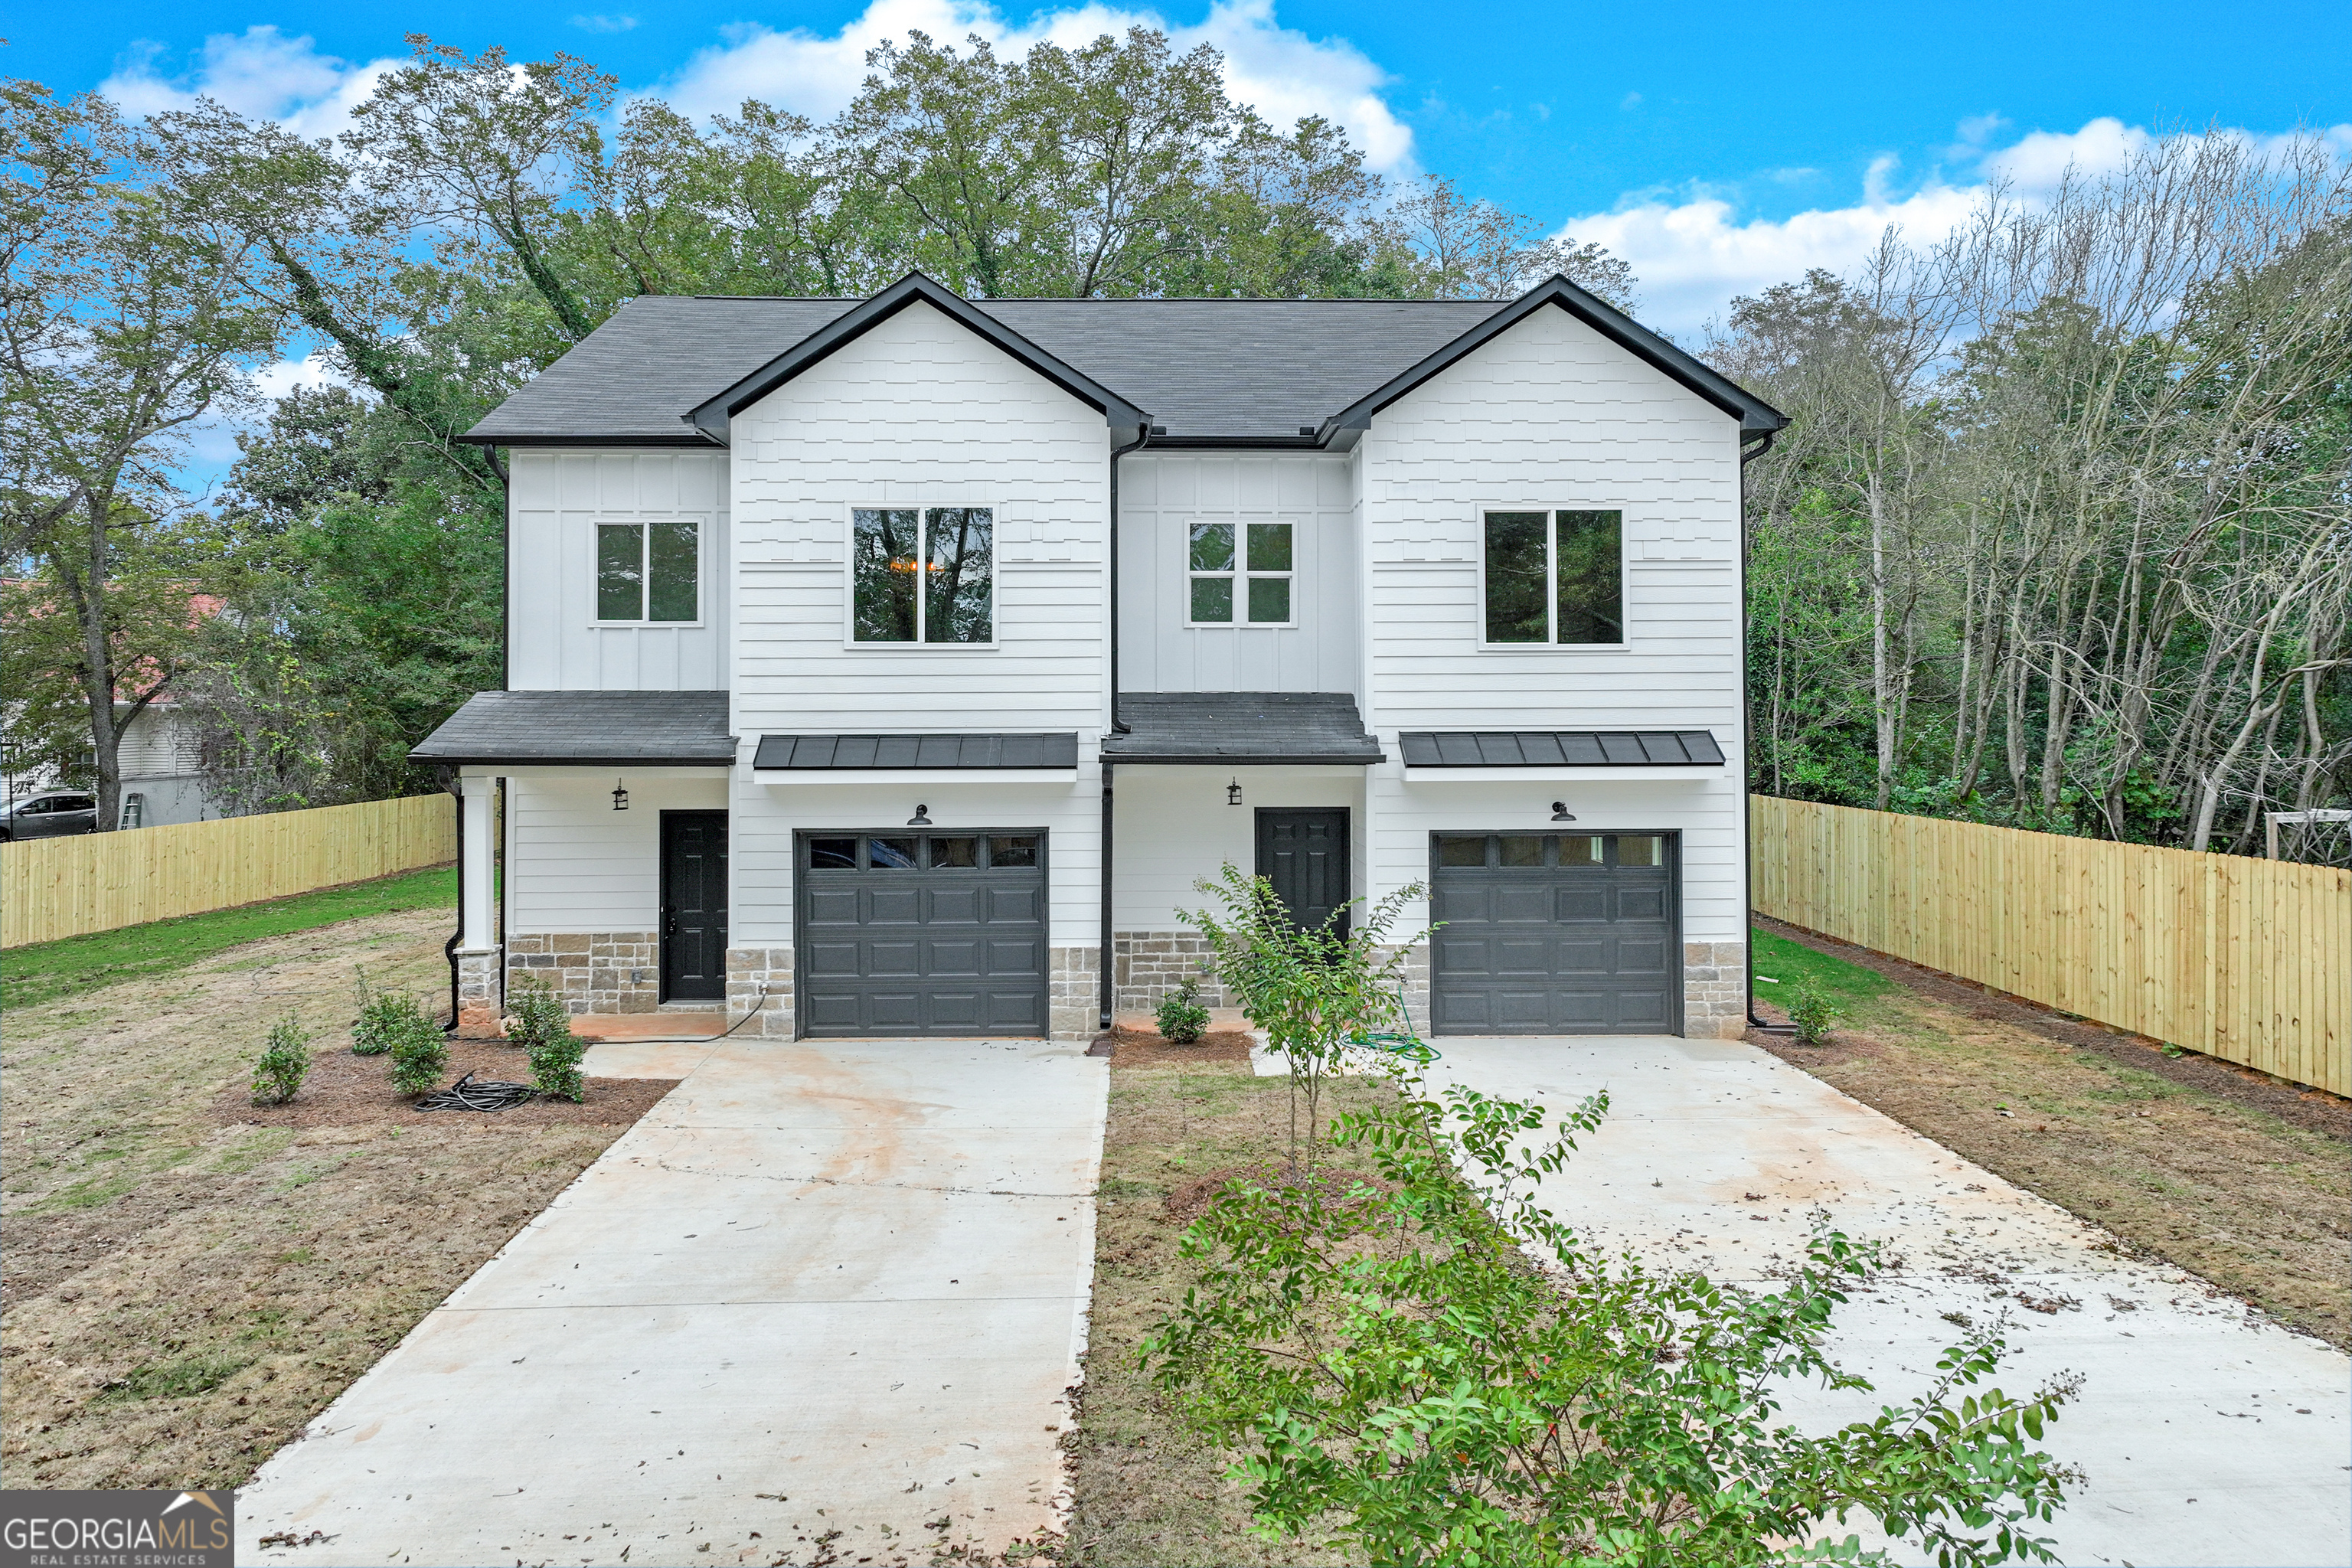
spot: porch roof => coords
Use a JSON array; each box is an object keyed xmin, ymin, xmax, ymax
[
  {"xmin": 410, "ymin": 690, "xmax": 736, "ymax": 766},
  {"xmin": 1396, "ymin": 729, "xmax": 1726, "ymax": 767},
  {"xmin": 752, "ymin": 732, "xmax": 1080, "ymax": 769},
  {"xmin": 1100, "ymin": 692, "xmax": 1385, "ymax": 766}
]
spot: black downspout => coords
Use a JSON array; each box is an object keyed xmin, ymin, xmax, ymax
[
  {"xmin": 441, "ymin": 769, "xmax": 464, "ymax": 1034},
  {"xmin": 1738, "ymin": 430, "xmax": 1795, "ymax": 1034},
  {"xmin": 1101, "ymin": 424, "xmax": 1150, "ymax": 1032}
]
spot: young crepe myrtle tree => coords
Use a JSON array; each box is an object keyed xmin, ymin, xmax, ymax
[{"xmin": 1145, "ymin": 1070, "xmax": 2082, "ymax": 1566}]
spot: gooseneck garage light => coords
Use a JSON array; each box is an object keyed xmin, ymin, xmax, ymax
[
  {"xmin": 611, "ymin": 778, "xmax": 629, "ymax": 812},
  {"xmin": 1550, "ymin": 800, "xmax": 1576, "ymax": 822},
  {"xmin": 907, "ymin": 803, "xmax": 933, "ymax": 825}
]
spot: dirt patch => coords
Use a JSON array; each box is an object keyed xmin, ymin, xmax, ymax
[
  {"xmin": 1065, "ymin": 1062, "xmax": 1389, "ymax": 1566},
  {"xmin": 1098, "ymin": 1027, "xmax": 1258, "ymax": 1070},
  {"xmin": 1753, "ymin": 920, "xmax": 2351, "ymax": 1349},
  {"xmin": 1756, "ymin": 913, "xmax": 2350, "ymax": 1141},
  {"xmin": 1, "ymin": 905, "xmax": 665, "ymax": 1490},
  {"xmin": 216, "ymin": 1037, "xmax": 674, "ymax": 1129}
]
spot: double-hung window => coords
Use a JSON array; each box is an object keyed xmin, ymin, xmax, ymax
[
  {"xmin": 1188, "ymin": 521, "xmax": 1294, "ymax": 625},
  {"xmin": 1481, "ymin": 508, "xmax": 1623, "ymax": 645},
  {"xmin": 851, "ymin": 506, "xmax": 994, "ymax": 644},
  {"xmin": 596, "ymin": 519, "xmax": 699, "ymax": 622}
]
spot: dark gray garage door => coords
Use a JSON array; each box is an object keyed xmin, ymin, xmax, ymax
[
  {"xmin": 1429, "ymin": 832, "xmax": 1678, "ymax": 1035},
  {"xmin": 797, "ymin": 831, "xmax": 1048, "ymax": 1037}
]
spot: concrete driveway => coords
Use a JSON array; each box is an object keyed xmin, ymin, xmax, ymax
[
  {"xmin": 235, "ymin": 1036, "xmax": 1107, "ymax": 1567},
  {"xmin": 1426, "ymin": 1037, "xmax": 2351, "ymax": 1568}
]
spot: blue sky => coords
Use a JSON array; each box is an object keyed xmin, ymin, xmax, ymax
[{"xmin": 11, "ymin": 0, "xmax": 2347, "ymax": 481}]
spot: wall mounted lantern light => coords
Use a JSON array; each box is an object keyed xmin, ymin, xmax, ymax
[
  {"xmin": 1227, "ymin": 779, "xmax": 1244, "ymax": 807},
  {"xmin": 611, "ymin": 777, "xmax": 630, "ymax": 812},
  {"xmin": 907, "ymin": 803, "xmax": 933, "ymax": 825},
  {"xmin": 1550, "ymin": 800, "xmax": 1576, "ymax": 822}
]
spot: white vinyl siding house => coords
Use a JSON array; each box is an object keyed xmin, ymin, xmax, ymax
[{"xmin": 419, "ymin": 273, "xmax": 1782, "ymax": 1042}]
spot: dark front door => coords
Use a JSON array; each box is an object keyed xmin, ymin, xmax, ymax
[
  {"xmin": 796, "ymin": 831, "xmax": 1049, "ymax": 1037},
  {"xmin": 1256, "ymin": 808, "xmax": 1351, "ymax": 937},
  {"xmin": 1429, "ymin": 831, "xmax": 1679, "ymax": 1034},
  {"xmin": 661, "ymin": 812, "xmax": 728, "ymax": 1001}
]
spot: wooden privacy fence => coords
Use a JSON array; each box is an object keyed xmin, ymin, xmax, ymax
[
  {"xmin": 2, "ymin": 795, "xmax": 455, "ymax": 949},
  {"xmin": 1751, "ymin": 796, "xmax": 2352, "ymax": 1098}
]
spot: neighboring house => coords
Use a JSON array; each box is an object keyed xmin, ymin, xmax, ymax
[
  {"xmin": 413, "ymin": 272, "xmax": 1785, "ymax": 1041},
  {"xmin": 1, "ymin": 703, "xmax": 211, "ymax": 831}
]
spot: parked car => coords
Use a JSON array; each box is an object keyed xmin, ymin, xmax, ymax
[{"xmin": 0, "ymin": 791, "xmax": 99, "ymax": 839}]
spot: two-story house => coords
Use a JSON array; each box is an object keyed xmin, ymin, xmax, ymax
[{"xmin": 412, "ymin": 272, "xmax": 1785, "ymax": 1044}]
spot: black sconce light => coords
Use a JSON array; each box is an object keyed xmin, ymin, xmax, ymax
[
  {"xmin": 907, "ymin": 803, "xmax": 933, "ymax": 825},
  {"xmin": 611, "ymin": 777, "xmax": 629, "ymax": 812},
  {"xmin": 1227, "ymin": 778, "xmax": 1243, "ymax": 807},
  {"xmin": 1550, "ymin": 800, "xmax": 1576, "ymax": 822}
]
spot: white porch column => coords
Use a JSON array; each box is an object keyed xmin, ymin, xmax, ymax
[{"xmin": 454, "ymin": 773, "xmax": 501, "ymax": 1032}]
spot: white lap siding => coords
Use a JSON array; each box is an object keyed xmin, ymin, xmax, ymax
[
  {"xmin": 1116, "ymin": 453, "xmax": 1360, "ymax": 694},
  {"xmin": 1354, "ymin": 303, "xmax": 1749, "ymax": 1029},
  {"xmin": 506, "ymin": 449, "xmax": 730, "ymax": 691},
  {"xmin": 504, "ymin": 772, "xmax": 730, "ymax": 933},
  {"xmin": 724, "ymin": 300, "xmax": 1112, "ymax": 959}
]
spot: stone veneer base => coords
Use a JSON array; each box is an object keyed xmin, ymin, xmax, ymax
[
  {"xmin": 455, "ymin": 948, "xmax": 501, "ymax": 1034},
  {"xmin": 1682, "ymin": 940, "xmax": 1749, "ymax": 1039},
  {"xmin": 727, "ymin": 946, "xmax": 795, "ymax": 1038},
  {"xmin": 506, "ymin": 932, "xmax": 661, "ymax": 1016}
]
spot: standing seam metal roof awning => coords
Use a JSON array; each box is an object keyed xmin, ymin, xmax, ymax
[
  {"xmin": 753, "ymin": 733, "xmax": 1080, "ymax": 769},
  {"xmin": 1398, "ymin": 730, "xmax": 1726, "ymax": 766}
]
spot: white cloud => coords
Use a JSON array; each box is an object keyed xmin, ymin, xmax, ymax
[
  {"xmin": 100, "ymin": 25, "xmax": 395, "ymax": 142},
  {"xmin": 655, "ymin": 0, "xmax": 1414, "ymax": 170},
  {"xmin": 571, "ymin": 15, "xmax": 640, "ymax": 33}
]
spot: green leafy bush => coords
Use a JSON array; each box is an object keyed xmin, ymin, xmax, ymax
[
  {"xmin": 1154, "ymin": 975, "xmax": 1212, "ymax": 1044},
  {"xmin": 351, "ymin": 972, "xmax": 433, "ymax": 1057},
  {"xmin": 1787, "ymin": 977, "xmax": 1841, "ymax": 1045},
  {"xmin": 508, "ymin": 981, "xmax": 584, "ymax": 1102},
  {"xmin": 387, "ymin": 1018, "xmax": 451, "ymax": 1098},
  {"xmin": 1145, "ymin": 1074, "xmax": 2080, "ymax": 1566},
  {"xmin": 250, "ymin": 1017, "xmax": 312, "ymax": 1106}
]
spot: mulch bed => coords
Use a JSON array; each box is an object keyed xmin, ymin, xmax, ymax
[
  {"xmin": 1094, "ymin": 1026, "xmax": 1258, "ymax": 1070},
  {"xmin": 216, "ymin": 1037, "xmax": 678, "ymax": 1129},
  {"xmin": 1755, "ymin": 913, "xmax": 2350, "ymax": 1141}
]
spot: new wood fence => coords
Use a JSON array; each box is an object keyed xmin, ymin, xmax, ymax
[
  {"xmin": 1, "ymin": 795, "xmax": 455, "ymax": 949},
  {"xmin": 1751, "ymin": 796, "xmax": 2352, "ymax": 1097}
]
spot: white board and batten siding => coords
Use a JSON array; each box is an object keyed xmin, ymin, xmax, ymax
[
  {"xmin": 724, "ymin": 300, "xmax": 1112, "ymax": 948},
  {"xmin": 506, "ymin": 449, "xmax": 731, "ymax": 691},
  {"xmin": 1117, "ymin": 454, "xmax": 1359, "ymax": 694},
  {"xmin": 1357, "ymin": 303, "xmax": 1749, "ymax": 946}
]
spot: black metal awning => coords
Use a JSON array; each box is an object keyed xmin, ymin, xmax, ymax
[
  {"xmin": 410, "ymin": 690, "xmax": 736, "ymax": 766},
  {"xmin": 1398, "ymin": 730, "xmax": 1726, "ymax": 767},
  {"xmin": 753, "ymin": 733, "xmax": 1080, "ymax": 769},
  {"xmin": 1100, "ymin": 693, "xmax": 1385, "ymax": 766}
]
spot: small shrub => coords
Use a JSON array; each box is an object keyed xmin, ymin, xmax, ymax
[
  {"xmin": 250, "ymin": 1017, "xmax": 312, "ymax": 1106},
  {"xmin": 1786, "ymin": 977, "xmax": 1839, "ymax": 1045},
  {"xmin": 388, "ymin": 1018, "xmax": 450, "ymax": 1098},
  {"xmin": 508, "ymin": 981, "xmax": 584, "ymax": 1102},
  {"xmin": 1154, "ymin": 975, "xmax": 1212, "ymax": 1044},
  {"xmin": 351, "ymin": 980, "xmax": 430, "ymax": 1058}
]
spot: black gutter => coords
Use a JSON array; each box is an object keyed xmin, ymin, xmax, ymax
[
  {"xmin": 1737, "ymin": 431, "xmax": 1795, "ymax": 1036},
  {"xmin": 1102, "ymin": 423, "xmax": 1152, "ymax": 1033}
]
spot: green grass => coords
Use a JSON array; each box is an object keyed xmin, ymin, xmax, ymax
[
  {"xmin": 96, "ymin": 1354, "xmax": 249, "ymax": 1405},
  {"xmin": 1749, "ymin": 926, "xmax": 1896, "ymax": 1013},
  {"xmin": 2, "ymin": 864, "xmax": 454, "ymax": 1012}
]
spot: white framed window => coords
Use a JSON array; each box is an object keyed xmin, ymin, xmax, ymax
[
  {"xmin": 594, "ymin": 518, "xmax": 700, "ymax": 623},
  {"xmin": 1187, "ymin": 521, "xmax": 1295, "ymax": 626},
  {"xmin": 850, "ymin": 506, "xmax": 995, "ymax": 645},
  {"xmin": 1478, "ymin": 508, "xmax": 1625, "ymax": 647}
]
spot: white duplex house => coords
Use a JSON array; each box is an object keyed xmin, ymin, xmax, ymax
[{"xmin": 412, "ymin": 272, "xmax": 1785, "ymax": 1044}]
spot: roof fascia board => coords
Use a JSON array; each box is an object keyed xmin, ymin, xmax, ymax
[
  {"xmin": 1317, "ymin": 277, "xmax": 1788, "ymax": 441},
  {"xmin": 456, "ymin": 431, "xmax": 724, "ymax": 449},
  {"xmin": 405, "ymin": 753, "xmax": 737, "ymax": 766},
  {"xmin": 689, "ymin": 273, "xmax": 1147, "ymax": 443}
]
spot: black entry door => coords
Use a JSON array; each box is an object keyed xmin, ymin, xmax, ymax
[
  {"xmin": 1256, "ymin": 808, "xmax": 1351, "ymax": 937},
  {"xmin": 661, "ymin": 812, "xmax": 729, "ymax": 1001}
]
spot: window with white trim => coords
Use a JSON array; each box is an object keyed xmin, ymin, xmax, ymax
[
  {"xmin": 1482, "ymin": 508, "xmax": 1622, "ymax": 645},
  {"xmin": 851, "ymin": 507, "xmax": 994, "ymax": 643},
  {"xmin": 1187, "ymin": 521, "xmax": 1294, "ymax": 625},
  {"xmin": 596, "ymin": 519, "xmax": 698, "ymax": 622}
]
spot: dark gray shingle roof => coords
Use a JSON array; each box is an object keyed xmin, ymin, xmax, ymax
[
  {"xmin": 753, "ymin": 733, "xmax": 1080, "ymax": 769},
  {"xmin": 1398, "ymin": 730, "xmax": 1726, "ymax": 767},
  {"xmin": 1102, "ymin": 693, "xmax": 1385, "ymax": 765},
  {"xmin": 410, "ymin": 691, "xmax": 736, "ymax": 765},
  {"xmin": 465, "ymin": 295, "xmax": 1511, "ymax": 445}
]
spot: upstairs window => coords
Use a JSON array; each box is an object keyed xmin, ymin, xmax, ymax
[
  {"xmin": 597, "ymin": 520, "xmax": 699, "ymax": 622},
  {"xmin": 1482, "ymin": 509, "xmax": 1622, "ymax": 645},
  {"xmin": 1188, "ymin": 521, "xmax": 1294, "ymax": 625},
  {"xmin": 852, "ymin": 507, "xmax": 995, "ymax": 644}
]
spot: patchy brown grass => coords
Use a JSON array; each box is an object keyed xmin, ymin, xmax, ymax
[
  {"xmin": 1755, "ymin": 920, "xmax": 2351, "ymax": 1349},
  {"xmin": 1064, "ymin": 1062, "xmax": 1391, "ymax": 1568},
  {"xmin": 0, "ymin": 906, "xmax": 665, "ymax": 1489}
]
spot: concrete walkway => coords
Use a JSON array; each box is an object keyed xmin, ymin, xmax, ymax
[
  {"xmin": 235, "ymin": 1036, "xmax": 1108, "ymax": 1567},
  {"xmin": 1426, "ymin": 1037, "xmax": 2351, "ymax": 1568}
]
